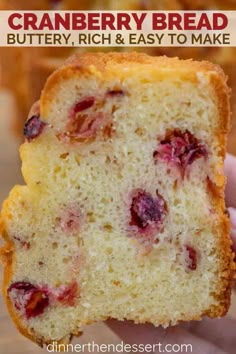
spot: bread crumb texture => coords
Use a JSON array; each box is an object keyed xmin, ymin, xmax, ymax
[{"xmin": 0, "ymin": 52, "xmax": 235, "ymax": 345}]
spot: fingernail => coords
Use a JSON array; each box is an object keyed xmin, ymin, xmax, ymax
[{"xmin": 228, "ymin": 207, "xmax": 236, "ymax": 229}]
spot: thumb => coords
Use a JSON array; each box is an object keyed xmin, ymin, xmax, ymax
[
  {"xmin": 224, "ymin": 154, "xmax": 236, "ymax": 208},
  {"xmin": 228, "ymin": 207, "xmax": 236, "ymax": 252}
]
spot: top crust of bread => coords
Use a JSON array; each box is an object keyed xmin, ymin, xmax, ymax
[{"xmin": 42, "ymin": 52, "xmax": 230, "ymax": 133}]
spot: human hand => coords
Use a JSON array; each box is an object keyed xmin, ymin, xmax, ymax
[
  {"xmin": 107, "ymin": 153, "xmax": 236, "ymax": 354},
  {"xmin": 225, "ymin": 153, "xmax": 236, "ymax": 252}
]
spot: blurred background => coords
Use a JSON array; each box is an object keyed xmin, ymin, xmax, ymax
[{"xmin": 0, "ymin": 0, "xmax": 236, "ymax": 353}]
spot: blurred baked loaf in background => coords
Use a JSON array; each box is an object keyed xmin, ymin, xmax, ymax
[{"xmin": 0, "ymin": 0, "xmax": 236, "ymax": 153}]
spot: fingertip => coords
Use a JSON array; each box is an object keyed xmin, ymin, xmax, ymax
[
  {"xmin": 225, "ymin": 154, "xmax": 236, "ymax": 208},
  {"xmin": 228, "ymin": 208, "xmax": 236, "ymax": 251}
]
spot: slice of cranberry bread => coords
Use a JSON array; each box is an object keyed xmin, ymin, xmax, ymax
[{"xmin": 0, "ymin": 52, "xmax": 235, "ymax": 345}]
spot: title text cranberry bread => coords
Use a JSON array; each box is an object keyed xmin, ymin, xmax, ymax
[{"xmin": 0, "ymin": 52, "xmax": 235, "ymax": 345}]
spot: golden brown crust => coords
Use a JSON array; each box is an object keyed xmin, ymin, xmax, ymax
[
  {"xmin": 203, "ymin": 69, "xmax": 235, "ymax": 317},
  {"xmin": 41, "ymin": 52, "xmax": 228, "ymax": 118},
  {"xmin": 64, "ymin": 52, "xmax": 226, "ymax": 77}
]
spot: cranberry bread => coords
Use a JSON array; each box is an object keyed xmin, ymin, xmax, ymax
[{"xmin": 0, "ymin": 52, "xmax": 235, "ymax": 345}]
